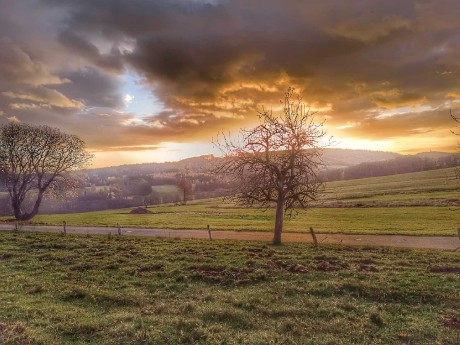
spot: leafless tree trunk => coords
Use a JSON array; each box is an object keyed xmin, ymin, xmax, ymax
[
  {"xmin": 177, "ymin": 171, "xmax": 193, "ymax": 205},
  {"xmin": 274, "ymin": 194, "xmax": 285, "ymax": 245},
  {"xmin": 215, "ymin": 88, "xmax": 329, "ymax": 244},
  {"xmin": 0, "ymin": 123, "xmax": 93, "ymax": 221}
]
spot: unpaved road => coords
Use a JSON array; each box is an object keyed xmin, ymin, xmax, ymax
[{"xmin": 1, "ymin": 223, "xmax": 459, "ymax": 250}]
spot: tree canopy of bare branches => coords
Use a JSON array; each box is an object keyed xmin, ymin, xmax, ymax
[
  {"xmin": 215, "ymin": 88, "xmax": 329, "ymax": 244},
  {"xmin": 177, "ymin": 171, "xmax": 193, "ymax": 205},
  {"xmin": 0, "ymin": 122, "xmax": 93, "ymax": 221}
]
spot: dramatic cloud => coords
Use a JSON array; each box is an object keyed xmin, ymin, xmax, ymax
[
  {"xmin": 3, "ymin": 87, "xmax": 84, "ymax": 109},
  {"xmin": 0, "ymin": 37, "xmax": 65, "ymax": 86},
  {"xmin": 0, "ymin": 0, "xmax": 459, "ymax": 166}
]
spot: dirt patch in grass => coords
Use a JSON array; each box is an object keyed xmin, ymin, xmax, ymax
[
  {"xmin": 0, "ymin": 322, "xmax": 42, "ymax": 345},
  {"xmin": 358, "ymin": 263, "xmax": 379, "ymax": 272},
  {"xmin": 246, "ymin": 248, "xmax": 275, "ymax": 259},
  {"xmin": 317, "ymin": 260, "xmax": 350, "ymax": 271},
  {"xmin": 0, "ymin": 253, "xmax": 12, "ymax": 260},
  {"xmin": 429, "ymin": 266, "xmax": 460, "ymax": 274},
  {"xmin": 172, "ymin": 248, "xmax": 202, "ymax": 255},
  {"xmin": 190, "ymin": 265, "xmax": 256, "ymax": 285},
  {"xmin": 440, "ymin": 315, "xmax": 460, "ymax": 329},
  {"xmin": 263, "ymin": 259, "xmax": 308, "ymax": 273}
]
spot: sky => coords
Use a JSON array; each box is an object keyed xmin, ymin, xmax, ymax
[{"xmin": 0, "ymin": 0, "xmax": 459, "ymax": 168}]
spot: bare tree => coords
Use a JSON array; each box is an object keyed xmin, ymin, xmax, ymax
[
  {"xmin": 215, "ymin": 88, "xmax": 328, "ymax": 245},
  {"xmin": 131, "ymin": 178, "xmax": 153, "ymax": 207},
  {"xmin": 0, "ymin": 122, "xmax": 93, "ymax": 221},
  {"xmin": 177, "ymin": 171, "xmax": 193, "ymax": 205}
]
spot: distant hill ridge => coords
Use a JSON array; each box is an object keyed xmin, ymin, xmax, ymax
[{"xmin": 87, "ymin": 148, "xmax": 405, "ymax": 177}]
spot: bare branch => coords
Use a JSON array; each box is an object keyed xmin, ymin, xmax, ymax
[
  {"xmin": 0, "ymin": 123, "xmax": 93, "ymax": 220},
  {"xmin": 214, "ymin": 87, "xmax": 329, "ymax": 244}
]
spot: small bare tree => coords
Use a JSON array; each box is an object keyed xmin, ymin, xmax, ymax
[
  {"xmin": 215, "ymin": 88, "xmax": 328, "ymax": 245},
  {"xmin": 177, "ymin": 171, "xmax": 193, "ymax": 205},
  {"xmin": 132, "ymin": 178, "xmax": 153, "ymax": 207},
  {"xmin": 0, "ymin": 122, "xmax": 93, "ymax": 221}
]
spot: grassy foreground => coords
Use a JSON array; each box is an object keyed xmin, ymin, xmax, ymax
[{"xmin": 1, "ymin": 231, "xmax": 459, "ymax": 344}]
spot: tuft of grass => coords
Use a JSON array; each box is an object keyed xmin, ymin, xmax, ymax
[{"xmin": 0, "ymin": 322, "xmax": 44, "ymax": 345}]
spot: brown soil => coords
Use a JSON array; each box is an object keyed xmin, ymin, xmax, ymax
[
  {"xmin": 429, "ymin": 266, "xmax": 460, "ymax": 274},
  {"xmin": 129, "ymin": 207, "xmax": 153, "ymax": 214},
  {"xmin": 441, "ymin": 315, "xmax": 460, "ymax": 329}
]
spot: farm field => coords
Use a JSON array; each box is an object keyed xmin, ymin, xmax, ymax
[
  {"xmin": 321, "ymin": 167, "xmax": 458, "ymax": 205},
  {"xmin": 152, "ymin": 184, "xmax": 180, "ymax": 194},
  {"xmin": 0, "ymin": 232, "xmax": 459, "ymax": 345},
  {"xmin": 1, "ymin": 167, "xmax": 458, "ymax": 236},
  {"xmin": 18, "ymin": 205, "xmax": 458, "ymax": 236}
]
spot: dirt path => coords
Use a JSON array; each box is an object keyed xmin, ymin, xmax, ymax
[{"xmin": 0, "ymin": 223, "xmax": 458, "ymax": 250}]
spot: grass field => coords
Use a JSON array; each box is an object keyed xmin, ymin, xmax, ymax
[
  {"xmin": 21, "ymin": 205, "xmax": 459, "ymax": 236},
  {"xmin": 0, "ymin": 232, "xmax": 459, "ymax": 345},
  {"xmin": 151, "ymin": 184, "xmax": 180, "ymax": 201},
  {"xmin": 322, "ymin": 167, "xmax": 458, "ymax": 205},
  {"xmin": 152, "ymin": 184, "xmax": 180, "ymax": 195},
  {"xmin": 1, "ymin": 167, "xmax": 458, "ymax": 236}
]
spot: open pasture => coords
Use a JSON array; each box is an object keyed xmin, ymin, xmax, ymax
[
  {"xmin": 1, "ymin": 167, "xmax": 458, "ymax": 236},
  {"xmin": 19, "ymin": 205, "xmax": 458, "ymax": 236},
  {"xmin": 322, "ymin": 167, "xmax": 458, "ymax": 205},
  {"xmin": 0, "ymin": 232, "xmax": 458, "ymax": 345}
]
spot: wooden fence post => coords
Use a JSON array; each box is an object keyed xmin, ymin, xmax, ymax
[
  {"xmin": 117, "ymin": 223, "xmax": 121, "ymax": 236},
  {"xmin": 207, "ymin": 225, "xmax": 212, "ymax": 240},
  {"xmin": 63, "ymin": 221, "xmax": 66, "ymax": 234},
  {"xmin": 309, "ymin": 227, "xmax": 318, "ymax": 247}
]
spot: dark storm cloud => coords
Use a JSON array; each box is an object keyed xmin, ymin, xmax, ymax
[
  {"xmin": 57, "ymin": 30, "xmax": 124, "ymax": 73},
  {"xmin": 0, "ymin": 0, "xmax": 459, "ymax": 153},
  {"xmin": 56, "ymin": 68, "xmax": 123, "ymax": 109},
  {"xmin": 0, "ymin": 0, "xmax": 125, "ymax": 130}
]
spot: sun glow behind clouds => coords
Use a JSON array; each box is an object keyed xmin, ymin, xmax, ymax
[
  {"xmin": 332, "ymin": 137, "xmax": 393, "ymax": 152},
  {"xmin": 91, "ymin": 142, "xmax": 222, "ymax": 168},
  {"xmin": 121, "ymin": 71, "xmax": 163, "ymax": 116},
  {"xmin": 123, "ymin": 94, "xmax": 134, "ymax": 104},
  {"xmin": 376, "ymin": 104, "xmax": 434, "ymax": 119}
]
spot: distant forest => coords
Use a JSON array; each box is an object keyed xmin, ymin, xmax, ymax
[
  {"xmin": 322, "ymin": 152, "xmax": 459, "ymax": 181},
  {"xmin": 0, "ymin": 149, "xmax": 458, "ymax": 216}
]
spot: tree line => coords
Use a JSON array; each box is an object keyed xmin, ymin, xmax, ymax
[{"xmin": 323, "ymin": 153, "xmax": 459, "ymax": 181}]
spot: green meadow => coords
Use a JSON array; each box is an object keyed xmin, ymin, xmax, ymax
[
  {"xmin": 18, "ymin": 205, "xmax": 458, "ymax": 236},
  {"xmin": 1, "ymin": 167, "xmax": 458, "ymax": 236},
  {"xmin": 0, "ymin": 232, "xmax": 459, "ymax": 345},
  {"xmin": 322, "ymin": 167, "xmax": 458, "ymax": 204}
]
